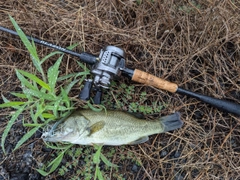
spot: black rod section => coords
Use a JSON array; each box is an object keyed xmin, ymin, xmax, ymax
[
  {"xmin": 177, "ymin": 87, "xmax": 240, "ymax": 116},
  {"xmin": 0, "ymin": 26, "xmax": 97, "ymax": 65},
  {"xmin": 121, "ymin": 67, "xmax": 134, "ymax": 78}
]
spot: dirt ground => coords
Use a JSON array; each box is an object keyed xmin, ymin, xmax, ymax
[{"xmin": 0, "ymin": 0, "xmax": 240, "ymax": 179}]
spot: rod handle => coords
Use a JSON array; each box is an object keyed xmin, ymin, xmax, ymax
[
  {"xmin": 177, "ymin": 88, "xmax": 240, "ymax": 116},
  {"xmin": 131, "ymin": 69, "xmax": 240, "ymax": 116},
  {"xmin": 132, "ymin": 69, "xmax": 178, "ymax": 93}
]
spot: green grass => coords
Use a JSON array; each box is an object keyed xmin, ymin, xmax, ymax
[
  {"xmin": 0, "ymin": 15, "xmax": 88, "ymax": 173},
  {"xmin": 101, "ymin": 82, "xmax": 165, "ymax": 114},
  {"xmin": 0, "ymin": 16, "xmax": 90, "ymax": 154},
  {"xmin": 178, "ymin": 1, "xmax": 201, "ymax": 14}
]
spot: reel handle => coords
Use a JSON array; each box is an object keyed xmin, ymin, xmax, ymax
[
  {"xmin": 131, "ymin": 69, "xmax": 240, "ymax": 116},
  {"xmin": 79, "ymin": 80, "xmax": 93, "ymax": 100},
  {"xmin": 93, "ymin": 88, "xmax": 102, "ymax": 105}
]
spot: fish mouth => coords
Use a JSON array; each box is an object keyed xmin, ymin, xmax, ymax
[
  {"xmin": 41, "ymin": 113, "xmax": 72, "ymax": 140},
  {"xmin": 41, "ymin": 112, "xmax": 75, "ymax": 142},
  {"xmin": 41, "ymin": 118, "xmax": 87, "ymax": 143},
  {"xmin": 41, "ymin": 126, "xmax": 75, "ymax": 142},
  {"xmin": 41, "ymin": 114, "xmax": 90, "ymax": 143},
  {"xmin": 41, "ymin": 120, "xmax": 73, "ymax": 142}
]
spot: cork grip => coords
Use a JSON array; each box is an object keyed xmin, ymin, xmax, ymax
[{"xmin": 132, "ymin": 69, "xmax": 178, "ymax": 93}]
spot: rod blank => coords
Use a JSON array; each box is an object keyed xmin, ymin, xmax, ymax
[
  {"xmin": 0, "ymin": 26, "xmax": 97, "ymax": 65},
  {"xmin": 176, "ymin": 88, "xmax": 240, "ymax": 116}
]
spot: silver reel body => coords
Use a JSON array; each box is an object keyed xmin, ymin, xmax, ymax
[
  {"xmin": 91, "ymin": 46, "xmax": 126, "ymax": 88},
  {"xmin": 80, "ymin": 46, "xmax": 126, "ymax": 103}
]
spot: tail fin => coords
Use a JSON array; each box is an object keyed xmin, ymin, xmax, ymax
[{"xmin": 160, "ymin": 112, "xmax": 183, "ymax": 132}]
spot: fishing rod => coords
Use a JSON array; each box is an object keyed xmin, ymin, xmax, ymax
[
  {"xmin": 0, "ymin": 25, "xmax": 240, "ymax": 116},
  {"xmin": 0, "ymin": 26, "xmax": 97, "ymax": 65}
]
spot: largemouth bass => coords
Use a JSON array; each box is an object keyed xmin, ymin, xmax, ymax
[{"xmin": 42, "ymin": 110, "xmax": 183, "ymax": 145}]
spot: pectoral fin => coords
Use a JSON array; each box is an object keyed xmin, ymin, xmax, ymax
[
  {"xmin": 129, "ymin": 136, "xmax": 149, "ymax": 145},
  {"xmin": 88, "ymin": 121, "xmax": 105, "ymax": 136}
]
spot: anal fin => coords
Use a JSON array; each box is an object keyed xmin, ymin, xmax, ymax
[{"xmin": 129, "ymin": 136, "xmax": 149, "ymax": 145}]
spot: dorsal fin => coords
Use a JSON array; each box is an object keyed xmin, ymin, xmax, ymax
[{"xmin": 127, "ymin": 112, "xmax": 145, "ymax": 119}]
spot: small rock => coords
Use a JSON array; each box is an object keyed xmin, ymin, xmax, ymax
[
  {"xmin": 160, "ymin": 150, "xmax": 168, "ymax": 157},
  {"xmin": 10, "ymin": 173, "xmax": 28, "ymax": 180},
  {"xmin": 174, "ymin": 151, "xmax": 181, "ymax": 158},
  {"xmin": 0, "ymin": 166, "xmax": 9, "ymax": 180},
  {"xmin": 131, "ymin": 164, "xmax": 139, "ymax": 173},
  {"xmin": 174, "ymin": 171, "xmax": 184, "ymax": 180}
]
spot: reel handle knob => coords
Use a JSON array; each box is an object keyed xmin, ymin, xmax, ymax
[
  {"xmin": 79, "ymin": 80, "xmax": 93, "ymax": 100},
  {"xmin": 93, "ymin": 88, "xmax": 102, "ymax": 104}
]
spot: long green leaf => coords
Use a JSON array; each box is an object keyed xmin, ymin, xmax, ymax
[
  {"xmin": 25, "ymin": 88, "xmax": 56, "ymax": 101},
  {"xmin": 36, "ymin": 144, "xmax": 73, "ymax": 175},
  {"xmin": 60, "ymin": 87, "xmax": 70, "ymax": 108},
  {"xmin": 34, "ymin": 100, "xmax": 46, "ymax": 122},
  {"xmin": 46, "ymin": 145, "xmax": 71, "ymax": 175},
  {"xmin": 75, "ymin": 71, "xmax": 90, "ymax": 79},
  {"xmin": 42, "ymin": 113, "xmax": 55, "ymax": 119},
  {"xmin": 45, "ymin": 143, "xmax": 73, "ymax": 150},
  {"xmin": 37, "ymin": 145, "xmax": 70, "ymax": 176},
  {"xmin": 9, "ymin": 16, "xmax": 39, "ymax": 62},
  {"xmin": 53, "ymin": 97, "xmax": 62, "ymax": 118},
  {"xmin": 100, "ymin": 154, "xmax": 118, "ymax": 168},
  {"xmin": 23, "ymin": 123, "xmax": 42, "ymax": 127},
  {"xmin": 10, "ymin": 16, "xmax": 42, "ymax": 78},
  {"xmin": 1, "ymin": 105, "xmax": 26, "ymax": 154},
  {"xmin": 40, "ymin": 42, "xmax": 78, "ymax": 65},
  {"xmin": 36, "ymin": 169, "xmax": 49, "ymax": 176},
  {"xmin": 0, "ymin": 101, "xmax": 25, "ymax": 108},
  {"xmin": 31, "ymin": 54, "xmax": 45, "ymax": 79},
  {"xmin": 22, "ymin": 87, "xmax": 33, "ymax": 101},
  {"xmin": 10, "ymin": 16, "xmax": 46, "ymax": 82},
  {"xmin": 47, "ymin": 151, "xmax": 65, "ymax": 169},
  {"xmin": 41, "ymin": 51, "xmax": 63, "ymax": 64},
  {"xmin": 64, "ymin": 79, "xmax": 80, "ymax": 94},
  {"xmin": 47, "ymin": 55, "xmax": 63, "ymax": 92},
  {"xmin": 17, "ymin": 70, "xmax": 50, "ymax": 91},
  {"xmin": 1, "ymin": 94, "xmax": 10, "ymax": 103},
  {"xmin": 30, "ymin": 39, "xmax": 46, "ymax": 80},
  {"xmin": 36, "ymin": 152, "xmax": 64, "ymax": 176},
  {"xmin": 66, "ymin": 43, "xmax": 79, "ymax": 50},
  {"xmin": 57, "ymin": 73, "xmax": 78, "ymax": 81},
  {"xmin": 11, "ymin": 92, "xmax": 27, "ymax": 99},
  {"xmin": 45, "ymin": 105, "xmax": 75, "ymax": 111},
  {"xmin": 86, "ymin": 102, "xmax": 106, "ymax": 112},
  {"xmin": 14, "ymin": 126, "xmax": 39, "ymax": 151},
  {"xmin": 30, "ymin": 107, "xmax": 37, "ymax": 124},
  {"xmin": 76, "ymin": 60, "xmax": 89, "ymax": 70},
  {"xmin": 93, "ymin": 145, "xmax": 102, "ymax": 164},
  {"xmin": 95, "ymin": 166, "xmax": 104, "ymax": 180},
  {"xmin": 16, "ymin": 70, "xmax": 38, "ymax": 91}
]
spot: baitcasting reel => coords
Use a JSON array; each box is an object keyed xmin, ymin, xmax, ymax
[{"xmin": 79, "ymin": 46, "xmax": 126, "ymax": 104}]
